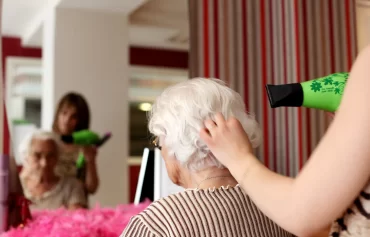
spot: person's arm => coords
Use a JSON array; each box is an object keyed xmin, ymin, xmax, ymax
[
  {"xmin": 83, "ymin": 147, "xmax": 99, "ymax": 194},
  {"xmin": 310, "ymin": 227, "xmax": 330, "ymax": 237},
  {"xmin": 200, "ymin": 45, "xmax": 370, "ymax": 237}
]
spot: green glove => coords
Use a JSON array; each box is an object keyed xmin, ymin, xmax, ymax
[{"xmin": 266, "ymin": 72, "xmax": 349, "ymax": 112}]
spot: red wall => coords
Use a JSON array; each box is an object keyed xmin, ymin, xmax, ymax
[{"xmin": 2, "ymin": 36, "xmax": 189, "ymax": 203}]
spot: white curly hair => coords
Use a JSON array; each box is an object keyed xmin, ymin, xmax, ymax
[
  {"xmin": 148, "ymin": 78, "xmax": 262, "ymax": 171},
  {"xmin": 18, "ymin": 130, "xmax": 62, "ymax": 165}
]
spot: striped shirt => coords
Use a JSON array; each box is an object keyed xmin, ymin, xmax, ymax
[
  {"xmin": 121, "ymin": 185, "xmax": 294, "ymax": 237},
  {"xmin": 330, "ymin": 179, "xmax": 370, "ymax": 236}
]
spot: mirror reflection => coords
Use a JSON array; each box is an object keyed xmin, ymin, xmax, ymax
[{"xmin": 2, "ymin": 0, "xmax": 189, "ymax": 234}]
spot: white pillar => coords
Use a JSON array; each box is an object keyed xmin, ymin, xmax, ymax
[{"xmin": 42, "ymin": 7, "xmax": 129, "ymax": 206}]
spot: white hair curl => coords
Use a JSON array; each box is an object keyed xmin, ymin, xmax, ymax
[
  {"xmin": 18, "ymin": 130, "xmax": 62, "ymax": 165},
  {"xmin": 148, "ymin": 78, "xmax": 262, "ymax": 171}
]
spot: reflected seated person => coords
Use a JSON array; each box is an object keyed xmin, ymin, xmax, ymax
[
  {"xmin": 19, "ymin": 130, "xmax": 87, "ymax": 210},
  {"xmin": 121, "ymin": 78, "xmax": 294, "ymax": 237}
]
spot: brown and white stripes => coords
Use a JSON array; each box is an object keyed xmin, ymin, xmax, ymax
[
  {"xmin": 121, "ymin": 185, "xmax": 294, "ymax": 237},
  {"xmin": 188, "ymin": 0, "xmax": 357, "ymax": 176}
]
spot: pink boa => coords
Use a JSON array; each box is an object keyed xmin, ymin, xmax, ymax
[{"xmin": 1, "ymin": 201, "xmax": 150, "ymax": 237}]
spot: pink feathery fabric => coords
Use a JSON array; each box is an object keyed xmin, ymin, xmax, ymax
[{"xmin": 1, "ymin": 200, "xmax": 150, "ymax": 237}]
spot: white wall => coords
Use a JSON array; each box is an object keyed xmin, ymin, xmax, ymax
[{"xmin": 43, "ymin": 7, "xmax": 129, "ymax": 206}]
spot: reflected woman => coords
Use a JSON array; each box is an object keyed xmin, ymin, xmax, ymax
[
  {"xmin": 52, "ymin": 92, "xmax": 99, "ymax": 198},
  {"xmin": 19, "ymin": 130, "xmax": 86, "ymax": 210}
]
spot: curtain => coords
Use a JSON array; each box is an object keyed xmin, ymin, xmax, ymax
[{"xmin": 188, "ymin": 0, "xmax": 357, "ymax": 176}]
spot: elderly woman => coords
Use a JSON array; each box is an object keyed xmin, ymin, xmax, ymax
[
  {"xmin": 121, "ymin": 78, "xmax": 294, "ymax": 237},
  {"xmin": 19, "ymin": 130, "xmax": 87, "ymax": 210}
]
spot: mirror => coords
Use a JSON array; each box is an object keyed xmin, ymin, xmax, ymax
[
  {"xmin": 128, "ymin": 66, "xmax": 188, "ymax": 157},
  {"xmin": 2, "ymin": 0, "xmax": 189, "ymax": 217}
]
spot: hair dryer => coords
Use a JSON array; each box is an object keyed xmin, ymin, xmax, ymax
[
  {"xmin": 61, "ymin": 130, "xmax": 112, "ymax": 169},
  {"xmin": 265, "ymin": 72, "xmax": 349, "ymax": 112},
  {"xmin": 60, "ymin": 130, "xmax": 101, "ymax": 146}
]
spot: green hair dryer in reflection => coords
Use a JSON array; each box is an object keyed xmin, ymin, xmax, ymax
[
  {"xmin": 60, "ymin": 130, "xmax": 101, "ymax": 146},
  {"xmin": 265, "ymin": 72, "xmax": 349, "ymax": 112},
  {"xmin": 60, "ymin": 130, "xmax": 112, "ymax": 170}
]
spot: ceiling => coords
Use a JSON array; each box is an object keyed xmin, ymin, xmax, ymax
[
  {"xmin": 2, "ymin": 0, "xmax": 55, "ymax": 37},
  {"xmin": 1, "ymin": 0, "xmax": 189, "ymax": 50},
  {"xmin": 129, "ymin": 0, "xmax": 189, "ymax": 49}
]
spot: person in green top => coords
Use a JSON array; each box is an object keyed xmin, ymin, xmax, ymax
[{"xmin": 52, "ymin": 92, "xmax": 99, "ymax": 197}]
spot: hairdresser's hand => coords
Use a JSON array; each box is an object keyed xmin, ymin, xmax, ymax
[
  {"xmin": 83, "ymin": 146, "xmax": 97, "ymax": 164},
  {"xmin": 200, "ymin": 113, "xmax": 256, "ymax": 171}
]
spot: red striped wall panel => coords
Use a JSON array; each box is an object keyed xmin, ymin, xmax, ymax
[{"xmin": 189, "ymin": 0, "xmax": 357, "ymax": 176}]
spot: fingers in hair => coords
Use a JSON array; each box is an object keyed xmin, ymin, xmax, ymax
[{"xmin": 214, "ymin": 113, "xmax": 226, "ymax": 126}]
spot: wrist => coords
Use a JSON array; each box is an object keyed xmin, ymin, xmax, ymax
[{"xmin": 230, "ymin": 154, "xmax": 260, "ymax": 184}]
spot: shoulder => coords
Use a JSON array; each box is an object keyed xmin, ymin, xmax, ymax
[
  {"xmin": 146, "ymin": 185, "xmax": 250, "ymax": 213},
  {"xmin": 136, "ymin": 186, "xmax": 249, "ymax": 229},
  {"xmin": 123, "ymin": 192, "xmax": 192, "ymax": 236},
  {"xmin": 140, "ymin": 191, "xmax": 191, "ymax": 221},
  {"xmin": 127, "ymin": 187, "xmax": 293, "ymax": 236},
  {"xmin": 121, "ymin": 215, "xmax": 158, "ymax": 237}
]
